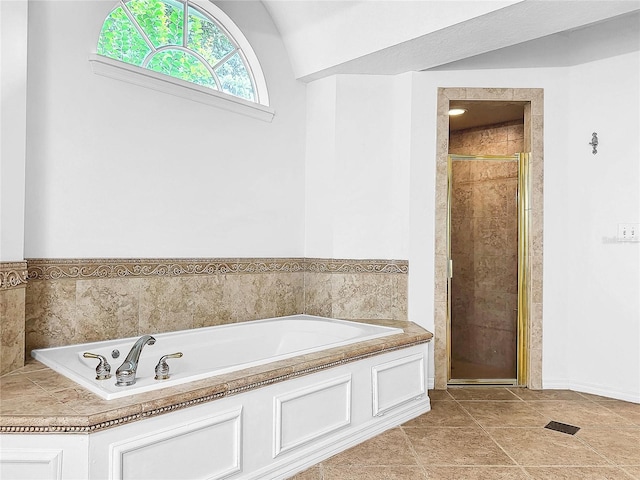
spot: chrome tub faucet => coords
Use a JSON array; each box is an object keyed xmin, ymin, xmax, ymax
[{"xmin": 115, "ymin": 335, "xmax": 156, "ymax": 386}]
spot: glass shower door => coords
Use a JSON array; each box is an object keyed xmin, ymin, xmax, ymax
[{"xmin": 447, "ymin": 154, "xmax": 528, "ymax": 384}]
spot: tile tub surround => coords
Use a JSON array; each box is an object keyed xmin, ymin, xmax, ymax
[
  {"xmin": 0, "ymin": 261, "xmax": 28, "ymax": 375},
  {"xmin": 24, "ymin": 257, "xmax": 408, "ymax": 354},
  {"xmin": 0, "ymin": 319, "xmax": 431, "ymax": 433}
]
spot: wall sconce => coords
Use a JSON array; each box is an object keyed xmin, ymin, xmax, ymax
[{"xmin": 589, "ymin": 132, "xmax": 598, "ymax": 154}]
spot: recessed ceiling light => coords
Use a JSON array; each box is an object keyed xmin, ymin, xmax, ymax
[{"xmin": 449, "ymin": 108, "xmax": 467, "ymax": 116}]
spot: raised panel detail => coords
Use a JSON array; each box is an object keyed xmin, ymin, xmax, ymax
[
  {"xmin": 274, "ymin": 375, "xmax": 351, "ymax": 457},
  {"xmin": 0, "ymin": 449, "xmax": 62, "ymax": 480},
  {"xmin": 372, "ymin": 353, "xmax": 425, "ymax": 416},
  {"xmin": 110, "ymin": 408, "xmax": 242, "ymax": 480}
]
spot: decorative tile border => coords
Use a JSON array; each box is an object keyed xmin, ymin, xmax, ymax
[
  {"xmin": 26, "ymin": 257, "xmax": 408, "ymax": 281},
  {"xmin": 0, "ymin": 262, "xmax": 28, "ymax": 290},
  {"xmin": 305, "ymin": 258, "xmax": 408, "ymax": 274}
]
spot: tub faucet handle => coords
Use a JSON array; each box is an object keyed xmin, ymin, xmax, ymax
[
  {"xmin": 154, "ymin": 352, "xmax": 183, "ymax": 380},
  {"xmin": 83, "ymin": 352, "xmax": 112, "ymax": 380}
]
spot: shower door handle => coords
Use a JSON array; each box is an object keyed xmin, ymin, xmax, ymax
[{"xmin": 447, "ymin": 259, "xmax": 453, "ymax": 278}]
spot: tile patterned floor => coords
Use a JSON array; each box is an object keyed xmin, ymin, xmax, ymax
[{"xmin": 288, "ymin": 388, "xmax": 640, "ymax": 479}]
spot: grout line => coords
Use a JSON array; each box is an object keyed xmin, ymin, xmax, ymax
[
  {"xmin": 398, "ymin": 424, "xmax": 430, "ymax": 478},
  {"xmin": 452, "ymin": 395, "xmax": 527, "ymax": 470}
]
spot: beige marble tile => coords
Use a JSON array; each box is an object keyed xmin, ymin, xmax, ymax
[
  {"xmin": 524, "ymin": 466, "xmax": 634, "ymax": 479},
  {"xmin": 528, "ymin": 302, "xmax": 543, "ymax": 389},
  {"xmin": 406, "ymin": 426, "xmax": 514, "ymax": 466},
  {"xmin": 595, "ymin": 401, "xmax": 640, "ymax": 426},
  {"xmin": 25, "ymin": 279, "xmax": 77, "ymax": 351},
  {"xmin": 272, "ymin": 271, "xmax": 305, "ymax": 317},
  {"xmin": 577, "ymin": 427, "xmax": 640, "ymax": 465},
  {"xmin": 428, "ymin": 389, "xmax": 454, "ymax": 401},
  {"xmin": 52, "ymin": 386, "xmax": 141, "ymax": 416},
  {"xmin": 574, "ymin": 392, "xmax": 620, "ymax": 402},
  {"xmin": 487, "ymin": 427, "xmax": 609, "ymax": 466},
  {"xmin": 513, "ymin": 89, "xmax": 543, "ymax": 113},
  {"xmin": 433, "ymin": 301, "xmax": 448, "ymax": 389},
  {"xmin": 465, "ymin": 88, "xmax": 513, "ymax": 101},
  {"xmin": 402, "ymin": 400, "xmax": 475, "ymax": 427},
  {"xmin": 330, "ymin": 273, "xmax": 396, "ymax": 320},
  {"xmin": 224, "ymin": 361, "xmax": 295, "ymax": 393},
  {"xmin": 508, "ymin": 389, "xmax": 588, "ymax": 401},
  {"xmin": 391, "ymin": 274, "xmax": 409, "ymax": 321},
  {"xmin": 622, "ymin": 466, "xmax": 640, "ymax": 478},
  {"xmin": 3, "ymin": 358, "xmax": 48, "ymax": 375},
  {"xmin": 528, "ymin": 401, "xmax": 630, "ymax": 427},
  {"xmin": 531, "ymin": 115, "xmax": 544, "ymax": 154},
  {"xmin": 447, "ymin": 387, "xmax": 520, "ymax": 401},
  {"xmin": 303, "ymin": 271, "xmax": 333, "ymax": 317},
  {"xmin": 441, "ymin": 87, "xmax": 467, "ymax": 100},
  {"xmin": 460, "ymin": 400, "xmax": 548, "ymax": 427},
  {"xmin": 25, "ymin": 368, "xmax": 80, "ymax": 393},
  {"xmin": 75, "ymin": 278, "xmax": 140, "ymax": 343},
  {"xmin": 221, "ymin": 273, "xmax": 300, "ymax": 322},
  {"xmin": 324, "ymin": 465, "xmax": 426, "ymax": 479},
  {"xmin": 0, "ymin": 372, "xmax": 47, "ymax": 402},
  {"xmin": 325, "ymin": 428, "xmax": 417, "ymax": 466},
  {"xmin": 0, "ymin": 391, "xmax": 65, "ymax": 416},
  {"xmin": 187, "ymin": 275, "xmax": 231, "ymax": 327},
  {"xmin": 423, "ymin": 466, "xmax": 529, "ymax": 479},
  {"xmin": 0, "ymin": 287, "xmax": 25, "ymax": 374},
  {"xmin": 139, "ymin": 277, "xmax": 195, "ymax": 334},
  {"xmin": 289, "ymin": 350, "xmax": 345, "ymax": 374},
  {"xmin": 286, "ymin": 465, "xmax": 321, "ymax": 480},
  {"xmin": 600, "ymin": 403, "xmax": 640, "ymax": 427}
]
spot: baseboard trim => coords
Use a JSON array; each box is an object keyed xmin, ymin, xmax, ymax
[{"xmin": 543, "ymin": 378, "xmax": 640, "ymax": 403}]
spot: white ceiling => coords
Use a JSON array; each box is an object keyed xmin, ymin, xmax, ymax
[{"xmin": 261, "ymin": 0, "xmax": 640, "ymax": 82}]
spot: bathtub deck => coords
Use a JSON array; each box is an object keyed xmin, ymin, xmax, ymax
[{"xmin": 0, "ymin": 319, "xmax": 432, "ymax": 434}]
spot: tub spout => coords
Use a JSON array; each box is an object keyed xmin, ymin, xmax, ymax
[{"xmin": 115, "ymin": 335, "xmax": 156, "ymax": 386}]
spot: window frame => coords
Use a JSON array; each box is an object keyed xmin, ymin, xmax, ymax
[{"xmin": 90, "ymin": 0, "xmax": 274, "ymax": 122}]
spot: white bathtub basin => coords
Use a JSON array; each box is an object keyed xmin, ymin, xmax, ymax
[{"xmin": 32, "ymin": 315, "xmax": 403, "ymax": 400}]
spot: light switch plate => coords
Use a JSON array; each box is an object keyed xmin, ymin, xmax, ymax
[{"xmin": 618, "ymin": 223, "xmax": 640, "ymax": 242}]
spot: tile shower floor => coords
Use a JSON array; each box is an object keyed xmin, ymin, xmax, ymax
[{"xmin": 289, "ymin": 387, "xmax": 640, "ymax": 480}]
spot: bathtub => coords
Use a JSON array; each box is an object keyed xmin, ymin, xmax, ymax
[{"xmin": 32, "ymin": 314, "xmax": 403, "ymax": 400}]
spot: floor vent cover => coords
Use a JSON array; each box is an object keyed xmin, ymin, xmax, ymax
[{"xmin": 545, "ymin": 421, "xmax": 580, "ymax": 435}]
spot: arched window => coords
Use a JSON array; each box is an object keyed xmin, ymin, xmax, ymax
[{"xmin": 91, "ymin": 0, "xmax": 271, "ymax": 118}]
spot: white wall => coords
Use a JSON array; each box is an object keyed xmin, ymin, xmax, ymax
[
  {"xmin": 24, "ymin": 0, "xmax": 306, "ymax": 258},
  {"xmin": 304, "ymin": 74, "xmax": 411, "ymax": 259},
  {"xmin": 306, "ymin": 50, "xmax": 640, "ymax": 401},
  {"xmin": 265, "ymin": 0, "xmax": 521, "ymax": 79},
  {"xmin": 413, "ymin": 56, "xmax": 639, "ymax": 401},
  {"xmin": 564, "ymin": 53, "xmax": 640, "ymax": 399},
  {"xmin": 0, "ymin": 1, "xmax": 28, "ymax": 262}
]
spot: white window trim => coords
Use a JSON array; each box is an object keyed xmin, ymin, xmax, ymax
[
  {"xmin": 90, "ymin": 0, "xmax": 273, "ymax": 122},
  {"xmin": 89, "ymin": 54, "xmax": 274, "ymax": 122}
]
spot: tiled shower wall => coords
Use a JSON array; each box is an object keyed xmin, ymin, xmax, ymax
[
  {"xmin": 449, "ymin": 120, "xmax": 524, "ymax": 156},
  {"xmin": 22, "ymin": 258, "xmax": 408, "ymax": 355},
  {"xmin": 448, "ymin": 120, "xmax": 524, "ymax": 377},
  {"xmin": 449, "ymin": 160, "xmax": 519, "ymax": 375}
]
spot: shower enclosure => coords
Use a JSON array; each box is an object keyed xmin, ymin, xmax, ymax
[{"xmin": 447, "ymin": 154, "xmax": 530, "ymax": 385}]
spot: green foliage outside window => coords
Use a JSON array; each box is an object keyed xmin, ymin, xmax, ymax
[{"xmin": 97, "ymin": 0, "xmax": 256, "ymax": 102}]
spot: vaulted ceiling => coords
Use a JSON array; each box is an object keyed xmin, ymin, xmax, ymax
[{"xmin": 261, "ymin": 0, "xmax": 640, "ymax": 82}]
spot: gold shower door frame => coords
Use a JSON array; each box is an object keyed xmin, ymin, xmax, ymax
[{"xmin": 446, "ymin": 153, "xmax": 531, "ymax": 386}]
